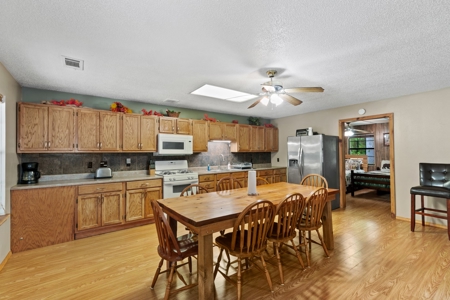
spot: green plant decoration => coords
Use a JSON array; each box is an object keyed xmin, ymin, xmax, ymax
[{"xmin": 248, "ymin": 117, "xmax": 261, "ymax": 126}]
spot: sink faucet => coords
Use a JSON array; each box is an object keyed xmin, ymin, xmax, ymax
[{"xmin": 220, "ymin": 154, "xmax": 225, "ymax": 169}]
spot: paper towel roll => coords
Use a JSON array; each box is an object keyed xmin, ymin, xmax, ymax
[{"xmin": 248, "ymin": 170, "xmax": 257, "ymax": 195}]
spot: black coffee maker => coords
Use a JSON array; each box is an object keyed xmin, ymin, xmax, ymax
[{"xmin": 18, "ymin": 162, "xmax": 41, "ymax": 184}]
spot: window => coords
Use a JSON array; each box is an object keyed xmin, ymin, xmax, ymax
[{"xmin": 348, "ymin": 136, "xmax": 375, "ymax": 165}]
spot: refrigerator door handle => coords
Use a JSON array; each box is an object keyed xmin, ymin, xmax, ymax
[{"xmin": 299, "ymin": 147, "xmax": 303, "ymax": 179}]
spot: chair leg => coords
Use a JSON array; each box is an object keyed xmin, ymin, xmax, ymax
[
  {"xmin": 289, "ymin": 238, "xmax": 305, "ymax": 269},
  {"xmin": 260, "ymin": 253, "xmax": 273, "ymax": 292},
  {"xmin": 447, "ymin": 199, "xmax": 450, "ymax": 240},
  {"xmin": 274, "ymin": 242, "xmax": 284, "ymax": 285},
  {"xmin": 316, "ymin": 229, "xmax": 330, "ymax": 257},
  {"xmin": 164, "ymin": 262, "xmax": 176, "ymax": 300},
  {"xmin": 308, "ymin": 230, "xmax": 312, "ymax": 252},
  {"xmin": 421, "ymin": 195, "xmax": 425, "ymax": 226},
  {"xmin": 302, "ymin": 230, "xmax": 310, "ymax": 267},
  {"xmin": 411, "ymin": 194, "xmax": 416, "ymax": 232},
  {"xmin": 237, "ymin": 258, "xmax": 242, "ymax": 300},
  {"xmin": 188, "ymin": 257, "xmax": 192, "ymax": 274},
  {"xmin": 151, "ymin": 258, "xmax": 164, "ymax": 288},
  {"xmin": 213, "ymin": 248, "xmax": 224, "ymax": 279}
]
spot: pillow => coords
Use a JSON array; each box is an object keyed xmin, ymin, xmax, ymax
[{"xmin": 381, "ymin": 160, "xmax": 390, "ymax": 170}]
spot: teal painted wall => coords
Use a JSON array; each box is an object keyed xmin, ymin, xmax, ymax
[{"xmin": 22, "ymin": 87, "xmax": 271, "ymax": 125}]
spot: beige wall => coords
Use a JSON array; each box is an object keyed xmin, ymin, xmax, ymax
[
  {"xmin": 272, "ymin": 87, "xmax": 450, "ymax": 225},
  {"xmin": 0, "ymin": 63, "xmax": 21, "ymax": 262}
]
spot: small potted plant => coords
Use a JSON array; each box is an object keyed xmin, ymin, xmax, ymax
[
  {"xmin": 248, "ymin": 117, "xmax": 261, "ymax": 126},
  {"xmin": 166, "ymin": 109, "xmax": 181, "ymax": 118}
]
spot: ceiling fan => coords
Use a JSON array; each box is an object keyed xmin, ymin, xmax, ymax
[
  {"xmin": 247, "ymin": 70, "xmax": 324, "ymax": 109},
  {"xmin": 344, "ymin": 122, "xmax": 372, "ymax": 136}
]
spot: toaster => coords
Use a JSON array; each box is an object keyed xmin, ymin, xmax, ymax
[{"xmin": 95, "ymin": 167, "xmax": 112, "ymax": 179}]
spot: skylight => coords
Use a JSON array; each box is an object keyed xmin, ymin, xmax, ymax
[{"xmin": 191, "ymin": 84, "xmax": 257, "ymax": 102}]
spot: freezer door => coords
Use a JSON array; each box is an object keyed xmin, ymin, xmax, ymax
[
  {"xmin": 301, "ymin": 135, "xmax": 323, "ymax": 177},
  {"xmin": 287, "ymin": 136, "xmax": 301, "ymax": 184}
]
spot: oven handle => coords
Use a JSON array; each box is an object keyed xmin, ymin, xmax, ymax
[{"xmin": 164, "ymin": 179, "xmax": 199, "ymax": 186}]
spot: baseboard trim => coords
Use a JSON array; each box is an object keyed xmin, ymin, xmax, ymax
[
  {"xmin": 396, "ymin": 216, "xmax": 448, "ymax": 229},
  {"xmin": 0, "ymin": 251, "xmax": 12, "ymax": 272}
]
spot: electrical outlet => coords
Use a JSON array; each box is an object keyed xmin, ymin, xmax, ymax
[
  {"xmin": 126, "ymin": 158, "xmax": 131, "ymax": 167},
  {"xmin": 277, "ymin": 158, "xmax": 279, "ymax": 162},
  {"xmin": 87, "ymin": 162, "xmax": 93, "ymax": 168}
]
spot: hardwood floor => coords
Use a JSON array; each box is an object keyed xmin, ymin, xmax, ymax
[{"xmin": 1, "ymin": 192, "xmax": 450, "ymax": 299}]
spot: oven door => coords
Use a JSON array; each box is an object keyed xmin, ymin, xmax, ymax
[{"xmin": 163, "ymin": 178, "xmax": 199, "ymax": 198}]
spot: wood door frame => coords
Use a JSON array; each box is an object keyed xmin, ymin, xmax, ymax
[{"xmin": 338, "ymin": 113, "xmax": 396, "ymax": 218}]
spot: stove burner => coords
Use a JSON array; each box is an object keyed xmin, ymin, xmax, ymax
[
  {"xmin": 159, "ymin": 171, "xmax": 176, "ymax": 175},
  {"xmin": 177, "ymin": 169, "xmax": 191, "ymax": 174}
]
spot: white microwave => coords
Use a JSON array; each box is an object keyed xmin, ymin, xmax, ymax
[{"xmin": 156, "ymin": 134, "xmax": 193, "ymax": 155}]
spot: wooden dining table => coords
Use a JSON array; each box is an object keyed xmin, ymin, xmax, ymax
[{"xmin": 157, "ymin": 182, "xmax": 339, "ymax": 300}]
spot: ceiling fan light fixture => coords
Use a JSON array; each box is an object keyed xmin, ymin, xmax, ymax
[
  {"xmin": 260, "ymin": 96, "xmax": 269, "ymax": 106},
  {"xmin": 270, "ymin": 93, "xmax": 283, "ymax": 106},
  {"xmin": 344, "ymin": 129, "xmax": 354, "ymax": 137}
]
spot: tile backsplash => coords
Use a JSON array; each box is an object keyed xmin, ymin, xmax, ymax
[{"xmin": 20, "ymin": 142, "xmax": 271, "ymax": 175}]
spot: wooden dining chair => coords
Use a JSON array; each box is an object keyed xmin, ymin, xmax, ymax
[
  {"xmin": 300, "ymin": 174, "xmax": 328, "ymax": 188},
  {"xmin": 257, "ymin": 177, "xmax": 270, "ymax": 185},
  {"xmin": 150, "ymin": 201, "xmax": 198, "ymax": 300},
  {"xmin": 296, "ymin": 187, "xmax": 329, "ymax": 267},
  {"xmin": 216, "ymin": 177, "xmax": 243, "ymax": 191},
  {"xmin": 180, "ymin": 183, "xmax": 209, "ymax": 196},
  {"xmin": 267, "ymin": 193, "xmax": 307, "ymax": 284},
  {"xmin": 213, "ymin": 200, "xmax": 275, "ymax": 300}
]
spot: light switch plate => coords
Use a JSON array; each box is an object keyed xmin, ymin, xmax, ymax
[{"xmin": 126, "ymin": 158, "xmax": 131, "ymax": 166}]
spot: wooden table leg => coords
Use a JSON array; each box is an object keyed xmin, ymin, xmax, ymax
[
  {"xmin": 321, "ymin": 202, "xmax": 334, "ymax": 250},
  {"xmin": 411, "ymin": 194, "xmax": 416, "ymax": 232},
  {"xmin": 197, "ymin": 233, "xmax": 214, "ymax": 300}
]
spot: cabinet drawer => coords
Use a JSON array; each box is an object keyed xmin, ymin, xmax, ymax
[
  {"xmin": 127, "ymin": 179, "xmax": 162, "ymax": 190},
  {"xmin": 216, "ymin": 173, "xmax": 231, "ymax": 180},
  {"xmin": 231, "ymin": 171, "xmax": 246, "ymax": 178},
  {"xmin": 273, "ymin": 168, "xmax": 286, "ymax": 175},
  {"xmin": 78, "ymin": 182, "xmax": 123, "ymax": 195},
  {"xmin": 199, "ymin": 174, "xmax": 215, "ymax": 182},
  {"xmin": 202, "ymin": 182, "xmax": 216, "ymax": 190},
  {"xmin": 257, "ymin": 170, "xmax": 274, "ymax": 176}
]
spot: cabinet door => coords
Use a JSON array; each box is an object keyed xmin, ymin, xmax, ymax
[
  {"xmin": 223, "ymin": 123, "xmax": 237, "ymax": 141},
  {"xmin": 126, "ymin": 189, "xmax": 145, "ymax": 221},
  {"xmin": 251, "ymin": 126, "xmax": 265, "ymax": 151},
  {"xmin": 159, "ymin": 117, "xmax": 176, "ymax": 133},
  {"xmin": 101, "ymin": 192, "xmax": 123, "ymax": 226},
  {"xmin": 272, "ymin": 128, "xmax": 279, "ymax": 151},
  {"xmin": 99, "ymin": 112, "xmax": 121, "ymax": 151},
  {"xmin": 209, "ymin": 122, "xmax": 223, "ymax": 140},
  {"xmin": 192, "ymin": 120, "xmax": 209, "ymax": 152},
  {"xmin": 140, "ymin": 116, "xmax": 157, "ymax": 151},
  {"xmin": 144, "ymin": 187, "xmax": 162, "ymax": 218},
  {"xmin": 18, "ymin": 104, "xmax": 48, "ymax": 151},
  {"xmin": 122, "ymin": 114, "xmax": 140, "ymax": 151},
  {"xmin": 48, "ymin": 106, "xmax": 74, "ymax": 151},
  {"xmin": 77, "ymin": 110, "xmax": 100, "ymax": 151},
  {"xmin": 78, "ymin": 194, "xmax": 101, "ymax": 230},
  {"xmin": 265, "ymin": 127, "xmax": 279, "ymax": 152},
  {"xmin": 237, "ymin": 125, "xmax": 251, "ymax": 152},
  {"xmin": 176, "ymin": 119, "xmax": 192, "ymax": 135}
]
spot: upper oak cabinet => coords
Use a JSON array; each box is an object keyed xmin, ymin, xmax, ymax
[
  {"xmin": 77, "ymin": 110, "xmax": 120, "ymax": 151},
  {"xmin": 265, "ymin": 127, "xmax": 279, "ymax": 152},
  {"xmin": 18, "ymin": 103, "xmax": 75, "ymax": 152},
  {"xmin": 250, "ymin": 125, "xmax": 265, "ymax": 152},
  {"xmin": 122, "ymin": 114, "xmax": 158, "ymax": 151},
  {"xmin": 192, "ymin": 120, "xmax": 209, "ymax": 152},
  {"xmin": 159, "ymin": 117, "xmax": 192, "ymax": 135},
  {"xmin": 231, "ymin": 124, "xmax": 251, "ymax": 152},
  {"xmin": 209, "ymin": 122, "xmax": 237, "ymax": 141}
]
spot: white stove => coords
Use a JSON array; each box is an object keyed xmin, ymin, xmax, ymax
[{"xmin": 155, "ymin": 160, "xmax": 199, "ymax": 198}]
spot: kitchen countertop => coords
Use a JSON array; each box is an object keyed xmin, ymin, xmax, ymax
[{"xmin": 10, "ymin": 166, "xmax": 287, "ymax": 190}]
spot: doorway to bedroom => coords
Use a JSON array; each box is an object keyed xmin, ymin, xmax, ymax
[{"xmin": 338, "ymin": 113, "xmax": 396, "ymax": 218}]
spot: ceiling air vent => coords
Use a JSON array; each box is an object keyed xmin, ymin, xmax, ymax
[
  {"xmin": 62, "ymin": 56, "xmax": 84, "ymax": 70},
  {"xmin": 163, "ymin": 99, "xmax": 179, "ymax": 104}
]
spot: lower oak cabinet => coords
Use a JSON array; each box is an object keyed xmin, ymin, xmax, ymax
[
  {"xmin": 125, "ymin": 179, "xmax": 162, "ymax": 221},
  {"xmin": 11, "ymin": 186, "xmax": 76, "ymax": 253}
]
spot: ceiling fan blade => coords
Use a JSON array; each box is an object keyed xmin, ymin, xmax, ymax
[
  {"xmin": 247, "ymin": 96, "xmax": 264, "ymax": 109},
  {"xmin": 352, "ymin": 128, "xmax": 372, "ymax": 134},
  {"xmin": 279, "ymin": 94, "xmax": 303, "ymax": 106},
  {"xmin": 284, "ymin": 87, "xmax": 324, "ymax": 93}
]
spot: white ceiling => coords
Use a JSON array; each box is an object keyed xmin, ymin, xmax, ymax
[{"xmin": 1, "ymin": 1, "xmax": 450, "ymax": 119}]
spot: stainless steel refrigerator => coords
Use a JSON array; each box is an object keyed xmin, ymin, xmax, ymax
[{"xmin": 287, "ymin": 135, "xmax": 340, "ymax": 209}]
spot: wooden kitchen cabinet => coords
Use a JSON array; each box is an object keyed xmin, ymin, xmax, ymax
[
  {"xmin": 17, "ymin": 103, "xmax": 75, "ymax": 152},
  {"xmin": 250, "ymin": 125, "xmax": 265, "ymax": 152},
  {"xmin": 273, "ymin": 168, "xmax": 287, "ymax": 183},
  {"xmin": 77, "ymin": 110, "xmax": 121, "ymax": 151},
  {"xmin": 76, "ymin": 182, "xmax": 123, "ymax": 231},
  {"xmin": 199, "ymin": 174, "xmax": 216, "ymax": 192},
  {"xmin": 11, "ymin": 186, "xmax": 76, "ymax": 253},
  {"xmin": 159, "ymin": 117, "xmax": 192, "ymax": 134},
  {"xmin": 231, "ymin": 124, "xmax": 251, "ymax": 152},
  {"xmin": 192, "ymin": 120, "xmax": 209, "ymax": 152},
  {"xmin": 125, "ymin": 179, "xmax": 162, "ymax": 221},
  {"xmin": 257, "ymin": 169, "xmax": 274, "ymax": 184},
  {"xmin": 231, "ymin": 171, "xmax": 247, "ymax": 187},
  {"xmin": 209, "ymin": 122, "xmax": 237, "ymax": 141},
  {"xmin": 265, "ymin": 127, "xmax": 279, "ymax": 152},
  {"xmin": 122, "ymin": 114, "xmax": 157, "ymax": 151}
]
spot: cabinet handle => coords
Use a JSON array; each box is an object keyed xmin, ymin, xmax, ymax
[
  {"xmin": 97, "ymin": 142, "xmax": 100, "ymax": 148},
  {"xmin": 99, "ymin": 142, "xmax": 102, "ymax": 149},
  {"xmin": 97, "ymin": 196, "xmax": 101, "ymax": 204},
  {"xmin": 47, "ymin": 141, "xmax": 51, "ymax": 148},
  {"xmin": 172, "ymin": 127, "xmax": 175, "ymax": 132},
  {"xmin": 141, "ymin": 183, "xmax": 149, "ymax": 187},
  {"xmin": 101, "ymin": 196, "xmax": 104, "ymax": 204},
  {"xmin": 44, "ymin": 141, "xmax": 47, "ymax": 148}
]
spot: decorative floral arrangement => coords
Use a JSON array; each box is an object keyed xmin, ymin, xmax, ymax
[
  {"xmin": 141, "ymin": 109, "xmax": 163, "ymax": 116},
  {"xmin": 248, "ymin": 117, "xmax": 261, "ymax": 126},
  {"xmin": 264, "ymin": 123, "xmax": 274, "ymax": 128},
  {"xmin": 110, "ymin": 102, "xmax": 132, "ymax": 113},
  {"xmin": 42, "ymin": 98, "xmax": 83, "ymax": 107},
  {"xmin": 203, "ymin": 113, "xmax": 217, "ymax": 122},
  {"xmin": 166, "ymin": 109, "xmax": 181, "ymax": 117},
  {"xmin": 232, "ymin": 120, "xmax": 239, "ymax": 124}
]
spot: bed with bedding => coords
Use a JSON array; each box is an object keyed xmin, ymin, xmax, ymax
[{"xmin": 350, "ymin": 160, "xmax": 391, "ymax": 196}]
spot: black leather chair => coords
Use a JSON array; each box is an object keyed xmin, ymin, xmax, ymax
[{"xmin": 410, "ymin": 163, "xmax": 450, "ymax": 240}]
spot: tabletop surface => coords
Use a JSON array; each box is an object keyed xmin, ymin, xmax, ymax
[{"xmin": 157, "ymin": 182, "xmax": 339, "ymax": 227}]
